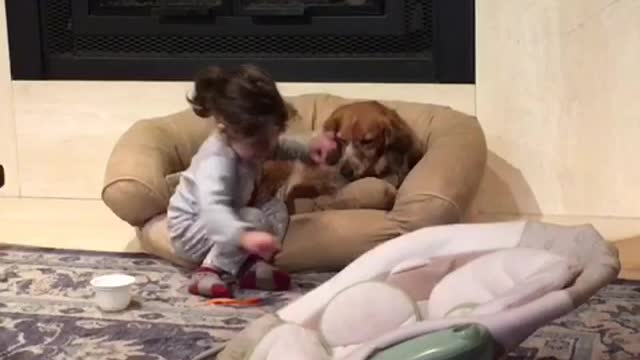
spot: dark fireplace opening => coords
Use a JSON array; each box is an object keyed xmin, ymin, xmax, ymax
[{"xmin": 6, "ymin": 0, "xmax": 474, "ymax": 83}]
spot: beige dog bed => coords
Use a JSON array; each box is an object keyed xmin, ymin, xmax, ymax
[{"xmin": 102, "ymin": 94, "xmax": 487, "ymax": 272}]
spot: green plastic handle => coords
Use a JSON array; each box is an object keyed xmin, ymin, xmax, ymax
[{"xmin": 369, "ymin": 324, "xmax": 494, "ymax": 360}]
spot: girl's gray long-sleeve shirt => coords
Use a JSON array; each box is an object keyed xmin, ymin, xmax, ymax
[{"xmin": 167, "ymin": 133, "xmax": 311, "ymax": 248}]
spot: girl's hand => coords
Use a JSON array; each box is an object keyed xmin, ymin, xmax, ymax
[
  {"xmin": 240, "ymin": 231, "xmax": 280, "ymax": 260},
  {"xmin": 309, "ymin": 132, "xmax": 338, "ymax": 165}
]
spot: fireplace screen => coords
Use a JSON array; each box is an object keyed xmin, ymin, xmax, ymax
[
  {"xmin": 6, "ymin": 0, "xmax": 474, "ymax": 83},
  {"xmin": 91, "ymin": 0, "xmax": 385, "ymax": 17}
]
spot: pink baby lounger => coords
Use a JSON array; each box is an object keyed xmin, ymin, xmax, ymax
[{"xmin": 212, "ymin": 221, "xmax": 620, "ymax": 360}]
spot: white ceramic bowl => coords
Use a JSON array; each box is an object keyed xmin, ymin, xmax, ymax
[{"xmin": 90, "ymin": 274, "xmax": 136, "ymax": 312}]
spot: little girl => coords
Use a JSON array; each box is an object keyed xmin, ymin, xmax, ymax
[{"xmin": 168, "ymin": 64, "xmax": 334, "ymax": 298}]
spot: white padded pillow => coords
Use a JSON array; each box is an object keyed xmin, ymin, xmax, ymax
[
  {"xmin": 427, "ymin": 248, "xmax": 577, "ymax": 319},
  {"xmin": 319, "ymin": 281, "xmax": 418, "ymax": 347}
]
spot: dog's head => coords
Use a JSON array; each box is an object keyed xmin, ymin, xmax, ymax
[{"xmin": 322, "ymin": 101, "xmax": 419, "ymax": 182}]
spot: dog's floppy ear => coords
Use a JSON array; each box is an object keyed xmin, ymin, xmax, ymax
[
  {"xmin": 384, "ymin": 107, "xmax": 423, "ymax": 167},
  {"xmin": 384, "ymin": 107, "xmax": 414, "ymax": 152},
  {"xmin": 322, "ymin": 109, "xmax": 343, "ymax": 134}
]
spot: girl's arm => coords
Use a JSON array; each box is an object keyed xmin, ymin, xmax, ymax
[
  {"xmin": 273, "ymin": 134, "xmax": 313, "ymax": 162},
  {"xmin": 194, "ymin": 154, "xmax": 251, "ymax": 246}
]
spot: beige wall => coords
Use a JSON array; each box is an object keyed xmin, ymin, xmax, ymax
[
  {"xmin": 11, "ymin": 82, "xmax": 475, "ymax": 199},
  {"xmin": 474, "ymin": 0, "xmax": 640, "ymax": 220},
  {"xmin": 1, "ymin": 0, "xmax": 640, "ymax": 241},
  {"xmin": 0, "ymin": 0, "xmax": 17, "ymax": 196}
]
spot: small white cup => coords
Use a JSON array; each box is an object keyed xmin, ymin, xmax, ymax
[{"xmin": 90, "ymin": 274, "xmax": 136, "ymax": 312}]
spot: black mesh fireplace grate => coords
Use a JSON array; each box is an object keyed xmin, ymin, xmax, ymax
[
  {"xmin": 6, "ymin": 0, "xmax": 474, "ymax": 83},
  {"xmin": 44, "ymin": 0, "xmax": 431, "ymax": 56},
  {"xmin": 92, "ymin": 0, "xmax": 384, "ymax": 16}
]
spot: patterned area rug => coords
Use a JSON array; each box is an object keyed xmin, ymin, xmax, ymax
[{"xmin": 0, "ymin": 245, "xmax": 638, "ymax": 360}]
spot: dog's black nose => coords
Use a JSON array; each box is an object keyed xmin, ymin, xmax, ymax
[{"xmin": 340, "ymin": 165, "xmax": 354, "ymax": 179}]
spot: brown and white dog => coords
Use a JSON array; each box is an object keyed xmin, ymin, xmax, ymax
[
  {"xmin": 323, "ymin": 101, "xmax": 422, "ymax": 188},
  {"xmin": 254, "ymin": 101, "xmax": 422, "ymax": 211}
]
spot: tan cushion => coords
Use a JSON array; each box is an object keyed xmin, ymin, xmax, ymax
[
  {"xmin": 292, "ymin": 177, "xmax": 397, "ymax": 214},
  {"xmin": 103, "ymin": 94, "xmax": 487, "ymax": 272}
]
